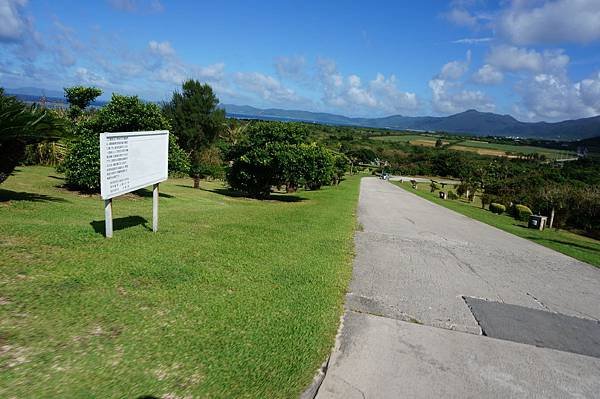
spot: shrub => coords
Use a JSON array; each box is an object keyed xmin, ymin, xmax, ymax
[
  {"xmin": 227, "ymin": 122, "xmax": 335, "ymax": 198},
  {"xmin": 1, "ymin": 89, "xmax": 67, "ymax": 184},
  {"xmin": 513, "ymin": 204, "xmax": 533, "ymax": 221},
  {"xmin": 62, "ymin": 94, "xmax": 188, "ymax": 191},
  {"xmin": 447, "ymin": 190, "xmax": 458, "ymax": 200},
  {"xmin": 301, "ymin": 143, "xmax": 335, "ymax": 190},
  {"xmin": 489, "ymin": 203, "xmax": 506, "ymax": 214}
]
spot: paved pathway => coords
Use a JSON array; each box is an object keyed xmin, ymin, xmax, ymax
[{"xmin": 316, "ymin": 177, "xmax": 600, "ymax": 398}]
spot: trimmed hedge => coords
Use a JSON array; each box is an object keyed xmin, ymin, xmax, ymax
[
  {"xmin": 490, "ymin": 203, "xmax": 506, "ymax": 214},
  {"xmin": 447, "ymin": 190, "xmax": 458, "ymax": 200},
  {"xmin": 513, "ymin": 204, "xmax": 533, "ymax": 221}
]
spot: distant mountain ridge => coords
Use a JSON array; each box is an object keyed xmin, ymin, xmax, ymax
[
  {"xmin": 223, "ymin": 104, "xmax": 600, "ymax": 140},
  {"xmin": 4, "ymin": 87, "xmax": 599, "ymax": 140}
]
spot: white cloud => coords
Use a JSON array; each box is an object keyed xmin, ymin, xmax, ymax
[
  {"xmin": 517, "ymin": 71, "xmax": 600, "ymax": 121},
  {"xmin": 498, "ymin": 0, "xmax": 600, "ymax": 45},
  {"xmin": 445, "ymin": 8, "xmax": 479, "ymax": 28},
  {"xmin": 429, "ymin": 78, "xmax": 494, "ymax": 114},
  {"xmin": 108, "ymin": 0, "xmax": 163, "ymax": 13},
  {"xmin": 274, "ymin": 55, "xmax": 306, "ymax": 81},
  {"xmin": 0, "ymin": 0, "xmax": 29, "ymax": 42},
  {"xmin": 315, "ymin": 58, "xmax": 419, "ymax": 115},
  {"xmin": 233, "ymin": 72, "xmax": 306, "ymax": 105},
  {"xmin": 486, "ymin": 45, "xmax": 569, "ymax": 74},
  {"xmin": 76, "ymin": 67, "xmax": 108, "ymax": 86},
  {"xmin": 452, "ymin": 37, "xmax": 492, "ymax": 44},
  {"xmin": 472, "ymin": 64, "xmax": 503, "ymax": 84},
  {"xmin": 430, "ymin": 51, "xmax": 495, "ymax": 114},
  {"xmin": 148, "ymin": 40, "xmax": 175, "ymax": 57},
  {"xmin": 439, "ymin": 50, "xmax": 471, "ymax": 80}
]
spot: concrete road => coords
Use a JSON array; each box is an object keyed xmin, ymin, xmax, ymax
[{"xmin": 316, "ymin": 177, "xmax": 600, "ymax": 398}]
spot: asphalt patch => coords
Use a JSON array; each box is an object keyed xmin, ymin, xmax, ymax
[{"xmin": 464, "ymin": 296, "xmax": 600, "ymax": 359}]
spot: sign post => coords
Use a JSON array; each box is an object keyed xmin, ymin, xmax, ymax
[
  {"xmin": 100, "ymin": 130, "xmax": 169, "ymax": 238},
  {"xmin": 152, "ymin": 183, "xmax": 159, "ymax": 232}
]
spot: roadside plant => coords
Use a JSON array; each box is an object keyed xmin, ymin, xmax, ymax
[
  {"xmin": 512, "ymin": 204, "xmax": 533, "ymax": 221},
  {"xmin": 489, "ymin": 203, "xmax": 506, "ymax": 214}
]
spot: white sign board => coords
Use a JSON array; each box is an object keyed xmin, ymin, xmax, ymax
[{"xmin": 100, "ymin": 130, "xmax": 169, "ymax": 199}]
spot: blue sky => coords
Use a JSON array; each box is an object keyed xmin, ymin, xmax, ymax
[{"xmin": 1, "ymin": 0, "xmax": 600, "ymax": 121}]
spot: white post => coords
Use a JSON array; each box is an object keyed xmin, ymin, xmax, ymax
[
  {"xmin": 104, "ymin": 199, "xmax": 113, "ymax": 238},
  {"xmin": 152, "ymin": 183, "xmax": 159, "ymax": 232}
]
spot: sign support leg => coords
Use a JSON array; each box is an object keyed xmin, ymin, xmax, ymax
[
  {"xmin": 104, "ymin": 199, "xmax": 113, "ymax": 238},
  {"xmin": 152, "ymin": 183, "xmax": 159, "ymax": 232}
]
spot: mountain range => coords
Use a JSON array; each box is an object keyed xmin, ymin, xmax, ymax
[
  {"xmin": 4, "ymin": 87, "xmax": 599, "ymax": 140},
  {"xmin": 223, "ymin": 104, "xmax": 600, "ymax": 141}
]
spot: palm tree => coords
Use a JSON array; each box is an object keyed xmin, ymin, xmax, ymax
[{"xmin": 0, "ymin": 88, "xmax": 67, "ymax": 184}]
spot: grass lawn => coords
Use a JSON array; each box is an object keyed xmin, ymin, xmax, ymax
[
  {"xmin": 0, "ymin": 166, "xmax": 360, "ymax": 398},
  {"xmin": 392, "ymin": 181, "xmax": 600, "ymax": 268}
]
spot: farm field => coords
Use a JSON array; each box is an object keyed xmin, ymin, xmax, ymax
[
  {"xmin": 370, "ymin": 134, "xmax": 441, "ymax": 142},
  {"xmin": 449, "ymin": 140, "xmax": 576, "ymax": 159},
  {"xmin": 393, "ymin": 180, "xmax": 600, "ymax": 267},
  {"xmin": 0, "ymin": 166, "xmax": 360, "ymax": 398},
  {"xmin": 370, "ymin": 134, "xmax": 452, "ymax": 147}
]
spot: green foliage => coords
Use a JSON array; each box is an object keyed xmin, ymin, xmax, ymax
[
  {"xmin": 62, "ymin": 94, "xmax": 187, "ymax": 191},
  {"xmin": 435, "ymin": 138, "xmax": 443, "ymax": 148},
  {"xmin": 481, "ymin": 192, "xmax": 493, "ymax": 209},
  {"xmin": 189, "ymin": 145, "xmax": 223, "ymax": 180},
  {"xmin": 64, "ymin": 86, "xmax": 102, "ymax": 118},
  {"xmin": 168, "ymin": 135, "xmax": 191, "ymax": 177},
  {"xmin": 332, "ymin": 152, "xmax": 349, "ymax": 184},
  {"xmin": 447, "ymin": 190, "xmax": 458, "ymax": 200},
  {"xmin": 23, "ymin": 141, "xmax": 67, "ymax": 166},
  {"xmin": 227, "ymin": 121, "xmax": 335, "ymax": 198},
  {"xmin": 301, "ymin": 143, "xmax": 335, "ymax": 190},
  {"xmin": 0, "ymin": 88, "xmax": 67, "ymax": 184},
  {"xmin": 163, "ymin": 80, "xmax": 225, "ymax": 187},
  {"xmin": 512, "ymin": 204, "xmax": 533, "ymax": 221},
  {"xmin": 430, "ymin": 181, "xmax": 439, "ymax": 192},
  {"xmin": 489, "ymin": 203, "xmax": 506, "ymax": 214}
]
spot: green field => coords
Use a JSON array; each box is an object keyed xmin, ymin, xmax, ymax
[
  {"xmin": 370, "ymin": 134, "xmax": 441, "ymax": 142},
  {"xmin": 393, "ymin": 181, "xmax": 600, "ymax": 267},
  {"xmin": 450, "ymin": 140, "xmax": 576, "ymax": 159},
  {"xmin": 0, "ymin": 166, "xmax": 360, "ymax": 398}
]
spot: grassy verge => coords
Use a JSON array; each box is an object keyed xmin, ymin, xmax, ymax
[
  {"xmin": 0, "ymin": 166, "xmax": 360, "ymax": 398},
  {"xmin": 392, "ymin": 181, "xmax": 600, "ymax": 268}
]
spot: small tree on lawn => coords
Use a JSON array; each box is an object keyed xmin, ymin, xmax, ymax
[
  {"xmin": 227, "ymin": 121, "xmax": 336, "ymax": 198},
  {"xmin": 64, "ymin": 86, "xmax": 102, "ymax": 119},
  {"xmin": 163, "ymin": 80, "xmax": 225, "ymax": 189}
]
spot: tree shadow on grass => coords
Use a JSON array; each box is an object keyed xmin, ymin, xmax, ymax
[
  {"xmin": 175, "ymin": 184, "xmax": 306, "ymax": 202},
  {"xmin": 132, "ymin": 187, "xmax": 175, "ymax": 199},
  {"xmin": 90, "ymin": 216, "xmax": 149, "ymax": 235},
  {"xmin": 211, "ymin": 187, "xmax": 306, "ymax": 202},
  {"xmin": 0, "ymin": 189, "xmax": 69, "ymax": 203}
]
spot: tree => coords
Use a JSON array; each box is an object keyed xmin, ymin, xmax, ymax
[
  {"xmin": 0, "ymin": 88, "xmax": 67, "ymax": 184},
  {"xmin": 163, "ymin": 80, "xmax": 225, "ymax": 188},
  {"xmin": 435, "ymin": 138, "xmax": 443, "ymax": 148},
  {"xmin": 62, "ymin": 94, "xmax": 188, "ymax": 191},
  {"xmin": 64, "ymin": 86, "xmax": 102, "ymax": 118},
  {"xmin": 227, "ymin": 121, "xmax": 336, "ymax": 198}
]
